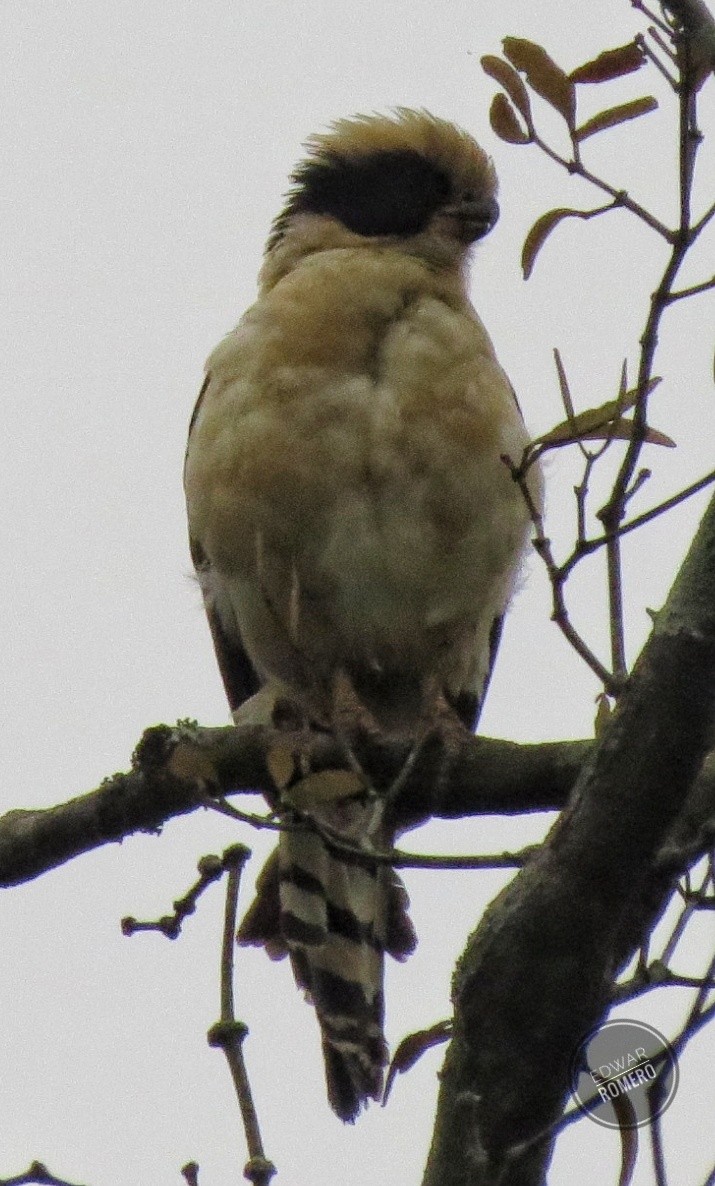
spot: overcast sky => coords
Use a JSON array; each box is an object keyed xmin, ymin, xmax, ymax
[{"xmin": 1, "ymin": 1, "xmax": 713, "ymax": 1184}]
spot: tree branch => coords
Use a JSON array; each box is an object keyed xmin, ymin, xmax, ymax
[
  {"xmin": 2, "ymin": 716, "xmax": 714, "ymax": 893},
  {"xmin": 421, "ymin": 489, "xmax": 715, "ymax": 1186},
  {"xmin": 207, "ymin": 845, "xmax": 277, "ymax": 1186},
  {"xmin": 0, "ymin": 723, "xmax": 589, "ymax": 889}
]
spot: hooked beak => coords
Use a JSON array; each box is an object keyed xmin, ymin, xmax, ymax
[{"xmin": 443, "ymin": 195, "xmax": 500, "ymax": 243}]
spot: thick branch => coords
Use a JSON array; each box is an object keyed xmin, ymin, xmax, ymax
[
  {"xmin": 2, "ymin": 718, "xmax": 713, "ymax": 892},
  {"xmin": 0, "ymin": 725, "xmax": 588, "ymax": 889},
  {"xmin": 422, "ymin": 490, "xmax": 715, "ymax": 1186}
]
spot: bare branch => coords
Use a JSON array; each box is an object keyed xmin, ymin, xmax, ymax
[
  {"xmin": 531, "ymin": 129, "xmax": 673, "ymax": 238},
  {"xmin": 504, "ymin": 453, "xmax": 621, "ymax": 692},
  {"xmin": 693, "ymin": 199, "xmax": 715, "ymax": 234},
  {"xmin": 600, "ymin": 25, "xmax": 705, "ymax": 543},
  {"xmin": 606, "ymin": 528, "xmax": 628, "ymax": 680},
  {"xmin": 207, "ymin": 846, "xmax": 277, "ymax": 1186},
  {"xmin": 632, "ymin": 0, "xmax": 677, "ymax": 36},
  {"xmin": 574, "ymin": 468, "xmax": 715, "ymax": 550},
  {"xmin": 422, "ymin": 489, "xmax": 715, "ymax": 1186},
  {"xmin": 635, "ymin": 31, "xmax": 679, "ymax": 86},
  {"xmin": 0, "ymin": 1165, "xmax": 87, "ymax": 1186},
  {"xmin": 666, "ymin": 273, "xmax": 715, "ymax": 300}
]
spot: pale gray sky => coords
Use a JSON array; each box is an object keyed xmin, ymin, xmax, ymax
[{"xmin": 1, "ymin": 1, "xmax": 713, "ymax": 1184}]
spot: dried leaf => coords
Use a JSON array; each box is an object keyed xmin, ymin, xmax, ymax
[
  {"xmin": 575, "ymin": 96, "xmax": 657, "ymax": 141},
  {"xmin": 533, "ymin": 379, "xmax": 661, "ymax": 446},
  {"xmin": 522, "ymin": 196, "xmax": 665, "ymax": 279},
  {"xmin": 535, "ymin": 407, "xmax": 675, "ymax": 450},
  {"xmin": 522, "ymin": 208, "xmax": 589, "ymax": 279},
  {"xmin": 617, "ymin": 358, "xmax": 629, "ymax": 404},
  {"xmin": 569, "ymin": 41, "xmax": 646, "ymax": 84},
  {"xmin": 489, "ymin": 93, "xmax": 531, "ymax": 144},
  {"xmin": 540, "ymin": 376, "xmax": 663, "ymax": 444},
  {"xmin": 266, "ymin": 742, "xmax": 296, "ymax": 791},
  {"xmin": 503, "ymin": 36, "xmax": 575, "ymax": 126},
  {"xmin": 383, "ymin": 1020, "xmax": 452, "ymax": 1104},
  {"xmin": 558, "ymin": 393, "xmax": 637, "ymax": 440},
  {"xmin": 481, "ymin": 54, "xmax": 532, "ymax": 123},
  {"xmin": 637, "ymin": 424, "xmax": 676, "ymax": 448},
  {"xmin": 553, "ymin": 348, "xmax": 576, "ymax": 422},
  {"xmin": 285, "ymin": 768, "xmax": 366, "ymax": 811}
]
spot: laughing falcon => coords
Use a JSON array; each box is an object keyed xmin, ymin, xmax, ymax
[{"xmin": 184, "ymin": 108, "xmax": 543, "ymax": 1121}]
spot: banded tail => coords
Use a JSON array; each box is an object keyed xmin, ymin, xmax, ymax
[{"xmin": 238, "ymin": 795, "xmax": 416, "ymax": 1122}]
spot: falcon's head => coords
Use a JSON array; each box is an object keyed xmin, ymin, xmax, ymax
[{"xmin": 264, "ymin": 108, "xmax": 499, "ymax": 273}]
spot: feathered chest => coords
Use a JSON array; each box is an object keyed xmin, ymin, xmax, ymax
[
  {"xmin": 184, "ymin": 248, "xmax": 536, "ymax": 691},
  {"xmin": 188, "ymin": 251, "xmax": 528, "ymax": 557}
]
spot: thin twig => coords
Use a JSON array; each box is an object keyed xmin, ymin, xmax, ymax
[
  {"xmin": 605, "ymin": 364, "xmax": 633, "ymax": 677},
  {"xmin": 207, "ymin": 845, "xmax": 277, "ymax": 1186},
  {"xmin": 207, "ymin": 791, "xmax": 537, "ymax": 870},
  {"xmin": 390, "ymin": 845, "xmax": 538, "ymax": 870},
  {"xmin": 666, "ymin": 273, "xmax": 715, "ymax": 300},
  {"xmin": 649, "ymin": 22, "xmax": 680, "ymax": 61},
  {"xmin": 121, "ymin": 854, "xmax": 225, "ymax": 939},
  {"xmin": 614, "ymin": 964, "xmax": 715, "ymax": 1002},
  {"xmin": 574, "ymin": 453, "xmax": 598, "ymax": 545},
  {"xmin": 595, "ymin": 45, "xmax": 703, "ymax": 680},
  {"xmin": 531, "ymin": 131, "xmax": 673, "ymax": 239},
  {"xmin": 693, "ymin": 199, "xmax": 715, "ymax": 233},
  {"xmin": 577, "ymin": 468, "xmax": 715, "ymax": 550},
  {"xmin": 504, "ymin": 454, "xmax": 620, "ymax": 692},
  {"xmin": 663, "ymin": 864, "xmax": 713, "ymax": 965},
  {"xmin": 614, "ymin": 861, "xmax": 715, "ymax": 1003},
  {"xmin": 606, "ymin": 529, "xmax": 628, "ymax": 680},
  {"xmin": 649, "ymin": 1096, "xmax": 669, "ymax": 1186},
  {"xmin": 0, "ymin": 1167, "xmax": 87, "ymax": 1186},
  {"xmin": 204, "ymin": 796, "xmax": 287, "ymax": 832},
  {"xmin": 636, "ymin": 31, "xmax": 679, "ymax": 85},
  {"xmin": 680, "ymin": 948, "xmax": 715, "ymax": 1032},
  {"xmin": 505, "ymin": 0, "xmax": 710, "ymax": 702},
  {"xmin": 632, "ymin": 0, "xmax": 676, "ymax": 36}
]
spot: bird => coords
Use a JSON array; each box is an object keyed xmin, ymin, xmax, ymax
[{"xmin": 184, "ymin": 107, "xmax": 543, "ymax": 1121}]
